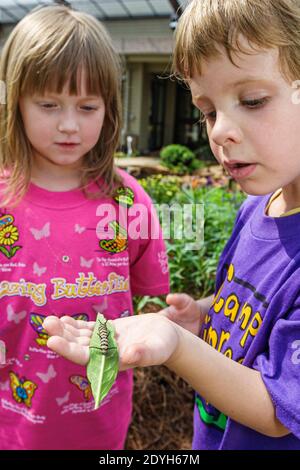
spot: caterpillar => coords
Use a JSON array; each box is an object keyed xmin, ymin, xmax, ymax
[{"xmin": 98, "ymin": 321, "xmax": 109, "ymax": 355}]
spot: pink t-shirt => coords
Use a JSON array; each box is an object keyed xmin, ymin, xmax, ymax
[{"xmin": 0, "ymin": 170, "xmax": 169, "ymax": 449}]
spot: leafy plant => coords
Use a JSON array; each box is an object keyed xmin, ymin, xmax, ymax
[
  {"xmin": 138, "ymin": 176, "xmax": 246, "ymax": 301},
  {"xmin": 165, "ymin": 187, "xmax": 245, "ymax": 297},
  {"xmin": 160, "ymin": 144, "xmax": 204, "ymax": 175},
  {"xmin": 139, "ymin": 175, "xmax": 181, "ymax": 204}
]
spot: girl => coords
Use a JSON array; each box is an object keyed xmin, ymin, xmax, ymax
[
  {"xmin": 45, "ymin": 0, "xmax": 300, "ymax": 451},
  {"xmin": 0, "ymin": 4, "xmax": 169, "ymax": 450}
]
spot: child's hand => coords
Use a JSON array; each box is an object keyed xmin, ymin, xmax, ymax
[
  {"xmin": 43, "ymin": 316, "xmax": 94, "ymax": 366},
  {"xmin": 43, "ymin": 314, "xmax": 180, "ymax": 370},
  {"xmin": 113, "ymin": 314, "xmax": 179, "ymax": 369},
  {"xmin": 159, "ymin": 293, "xmax": 204, "ymax": 336}
]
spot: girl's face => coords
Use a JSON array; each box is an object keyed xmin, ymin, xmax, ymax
[
  {"xmin": 188, "ymin": 42, "xmax": 300, "ymax": 200},
  {"xmin": 19, "ymin": 78, "xmax": 105, "ymax": 178}
]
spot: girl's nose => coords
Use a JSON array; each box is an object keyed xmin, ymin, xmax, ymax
[
  {"xmin": 57, "ymin": 111, "xmax": 79, "ymax": 134},
  {"xmin": 209, "ymin": 113, "xmax": 243, "ymax": 147}
]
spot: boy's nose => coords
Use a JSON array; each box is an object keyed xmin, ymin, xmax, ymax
[{"xmin": 210, "ymin": 113, "xmax": 242, "ymax": 147}]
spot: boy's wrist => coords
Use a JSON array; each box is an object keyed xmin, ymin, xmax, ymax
[
  {"xmin": 196, "ymin": 299, "xmax": 208, "ymax": 327},
  {"xmin": 197, "ymin": 295, "xmax": 213, "ymax": 318},
  {"xmin": 164, "ymin": 321, "xmax": 186, "ymax": 370}
]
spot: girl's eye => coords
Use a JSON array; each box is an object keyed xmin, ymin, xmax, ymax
[
  {"xmin": 40, "ymin": 103, "xmax": 56, "ymax": 109},
  {"xmin": 41, "ymin": 103, "xmax": 56, "ymax": 109},
  {"xmin": 38, "ymin": 103, "xmax": 98, "ymax": 111},
  {"xmin": 81, "ymin": 106, "xmax": 98, "ymax": 112}
]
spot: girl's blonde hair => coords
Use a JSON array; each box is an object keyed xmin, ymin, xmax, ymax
[
  {"xmin": 0, "ymin": 4, "xmax": 122, "ymax": 205},
  {"xmin": 173, "ymin": 0, "xmax": 300, "ymax": 81}
]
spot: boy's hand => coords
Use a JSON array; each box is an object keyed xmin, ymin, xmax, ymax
[
  {"xmin": 159, "ymin": 293, "xmax": 204, "ymax": 336},
  {"xmin": 43, "ymin": 314, "xmax": 180, "ymax": 370},
  {"xmin": 113, "ymin": 314, "xmax": 179, "ymax": 369}
]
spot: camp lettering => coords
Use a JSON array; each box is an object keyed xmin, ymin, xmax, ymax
[{"xmin": 203, "ymin": 263, "xmax": 264, "ymax": 353}]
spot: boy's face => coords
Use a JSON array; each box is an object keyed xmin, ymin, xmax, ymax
[{"xmin": 189, "ymin": 43, "xmax": 300, "ymax": 196}]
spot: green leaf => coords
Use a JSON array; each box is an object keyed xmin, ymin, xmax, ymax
[
  {"xmin": 0, "ymin": 245, "xmax": 22, "ymax": 259},
  {"xmin": 87, "ymin": 313, "xmax": 119, "ymax": 409},
  {"xmin": 9, "ymin": 245, "xmax": 22, "ymax": 258},
  {"xmin": 0, "ymin": 246, "xmax": 10, "ymax": 258}
]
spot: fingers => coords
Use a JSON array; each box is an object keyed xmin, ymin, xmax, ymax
[
  {"xmin": 43, "ymin": 316, "xmax": 64, "ymax": 336},
  {"xmin": 60, "ymin": 319, "xmax": 93, "ymax": 340},
  {"xmin": 43, "ymin": 316, "xmax": 91, "ymax": 345},
  {"xmin": 166, "ymin": 293, "xmax": 194, "ymax": 311},
  {"xmin": 60, "ymin": 316, "xmax": 95, "ymax": 331},
  {"xmin": 47, "ymin": 336, "xmax": 89, "ymax": 366}
]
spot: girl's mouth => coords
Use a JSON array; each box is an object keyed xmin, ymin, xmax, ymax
[{"xmin": 56, "ymin": 143, "xmax": 80, "ymax": 149}]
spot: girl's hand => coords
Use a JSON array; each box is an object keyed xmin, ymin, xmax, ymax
[
  {"xmin": 159, "ymin": 293, "xmax": 204, "ymax": 336},
  {"xmin": 43, "ymin": 316, "xmax": 94, "ymax": 366},
  {"xmin": 43, "ymin": 314, "xmax": 180, "ymax": 370}
]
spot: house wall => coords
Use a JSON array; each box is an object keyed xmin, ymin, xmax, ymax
[
  {"xmin": 105, "ymin": 19, "xmax": 175, "ymax": 151},
  {"xmin": 0, "ymin": 25, "xmax": 13, "ymax": 48},
  {"xmin": 105, "ymin": 18, "xmax": 173, "ymax": 39}
]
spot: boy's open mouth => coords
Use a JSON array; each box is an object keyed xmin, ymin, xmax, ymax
[
  {"xmin": 226, "ymin": 162, "xmax": 251, "ymax": 169},
  {"xmin": 224, "ymin": 161, "xmax": 257, "ymax": 180}
]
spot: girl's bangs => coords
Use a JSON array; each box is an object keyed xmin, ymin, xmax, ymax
[{"xmin": 20, "ymin": 39, "xmax": 104, "ymax": 97}]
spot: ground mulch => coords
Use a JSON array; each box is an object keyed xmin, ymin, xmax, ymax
[{"xmin": 125, "ymin": 367, "xmax": 194, "ymax": 450}]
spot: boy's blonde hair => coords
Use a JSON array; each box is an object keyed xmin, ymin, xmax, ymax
[
  {"xmin": 0, "ymin": 4, "xmax": 122, "ymax": 205},
  {"xmin": 173, "ymin": 0, "xmax": 300, "ymax": 81}
]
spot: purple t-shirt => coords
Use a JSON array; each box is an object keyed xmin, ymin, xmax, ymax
[
  {"xmin": 193, "ymin": 195, "xmax": 300, "ymax": 450},
  {"xmin": 0, "ymin": 169, "xmax": 170, "ymax": 449}
]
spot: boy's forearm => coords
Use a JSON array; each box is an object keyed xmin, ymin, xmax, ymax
[{"xmin": 166, "ymin": 325, "xmax": 290, "ymax": 438}]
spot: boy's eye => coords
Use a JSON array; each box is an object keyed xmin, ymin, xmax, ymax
[
  {"xmin": 199, "ymin": 97, "xmax": 269, "ymax": 123},
  {"xmin": 241, "ymin": 97, "xmax": 269, "ymax": 108},
  {"xmin": 200, "ymin": 111, "xmax": 216, "ymax": 123}
]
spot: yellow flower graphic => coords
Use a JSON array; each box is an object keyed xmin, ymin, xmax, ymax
[{"xmin": 0, "ymin": 225, "xmax": 19, "ymax": 246}]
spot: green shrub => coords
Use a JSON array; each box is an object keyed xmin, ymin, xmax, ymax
[
  {"xmin": 165, "ymin": 186, "xmax": 245, "ymax": 297},
  {"xmin": 160, "ymin": 144, "xmax": 204, "ymax": 175},
  {"xmin": 137, "ymin": 176, "xmax": 246, "ymax": 304},
  {"xmin": 139, "ymin": 175, "xmax": 181, "ymax": 204}
]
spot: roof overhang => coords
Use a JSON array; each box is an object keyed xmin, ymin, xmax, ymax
[{"xmin": 0, "ymin": 0, "xmax": 186, "ymax": 25}]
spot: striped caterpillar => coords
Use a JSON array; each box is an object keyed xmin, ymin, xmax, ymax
[{"xmin": 98, "ymin": 320, "xmax": 109, "ymax": 355}]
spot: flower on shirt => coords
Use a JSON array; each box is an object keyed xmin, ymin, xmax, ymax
[
  {"xmin": 0, "ymin": 214, "xmax": 22, "ymax": 259},
  {"xmin": 0, "ymin": 224, "xmax": 19, "ymax": 246}
]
